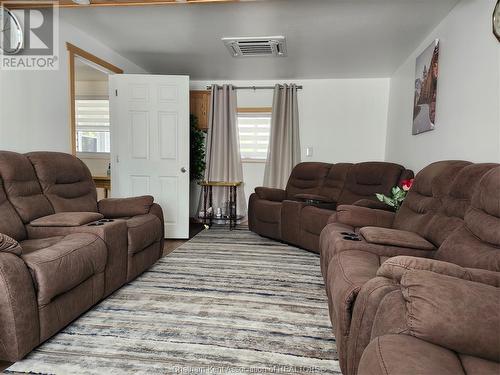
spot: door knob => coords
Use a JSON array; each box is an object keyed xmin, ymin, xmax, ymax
[{"xmin": 181, "ymin": 167, "xmax": 187, "ymax": 173}]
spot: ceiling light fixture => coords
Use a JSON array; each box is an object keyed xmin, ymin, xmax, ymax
[{"xmin": 72, "ymin": 0, "xmax": 91, "ymax": 5}]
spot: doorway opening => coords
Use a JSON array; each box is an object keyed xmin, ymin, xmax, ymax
[{"xmin": 67, "ymin": 42, "xmax": 123, "ymax": 199}]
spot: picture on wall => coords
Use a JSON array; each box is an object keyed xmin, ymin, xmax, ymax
[{"xmin": 412, "ymin": 39, "xmax": 439, "ymax": 135}]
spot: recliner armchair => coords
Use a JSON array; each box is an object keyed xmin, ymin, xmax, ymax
[
  {"xmin": 249, "ymin": 161, "xmax": 413, "ymax": 253},
  {"xmin": 320, "ymin": 162, "xmax": 499, "ymax": 375},
  {"xmin": 0, "ymin": 151, "xmax": 165, "ymax": 362}
]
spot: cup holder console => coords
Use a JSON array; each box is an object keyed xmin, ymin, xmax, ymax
[
  {"xmin": 99, "ymin": 219, "xmax": 114, "ymax": 223},
  {"xmin": 341, "ymin": 232, "xmax": 361, "ymax": 241},
  {"xmin": 88, "ymin": 222, "xmax": 104, "ymax": 226}
]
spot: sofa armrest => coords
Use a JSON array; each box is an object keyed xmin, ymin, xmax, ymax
[
  {"xmin": 399, "ymin": 270, "xmax": 499, "ymax": 362},
  {"xmin": 98, "ymin": 195, "xmax": 154, "ymax": 218},
  {"xmin": 0, "ymin": 233, "xmax": 22, "ymax": 256},
  {"xmin": 377, "ymin": 256, "xmax": 500, "ymax": 286},
  {"xmin": 353, "ymin": 199, "xmax": 394, "ymax": 211},
  {"xmin": 0, "ymin": 252, "xmax": 39, "ymax": 361},
  {"xmin": 335, "ymin": 205, "xmax": 395, "ymax": 229},
  {"xmin": 360, "ymin": 227, "xmax": 436, "ymax": 250},
  {"xmin": 254, "ymin": 187, "xmax": 286, "ymax": 202},
  {"xmin": 29, "ymin": 212, "xmax": 104, "ymax": 227}
]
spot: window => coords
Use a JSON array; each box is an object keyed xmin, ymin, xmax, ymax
[
  {"xmin": 75, "ymin": 99, "xmax": 110, "ymax": 153},
  {"xmin": 237, "ymin": 111, "xmax": 271, "ymax": 161}
]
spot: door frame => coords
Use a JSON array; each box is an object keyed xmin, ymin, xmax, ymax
[{"xmin": 67, "ymin": 42, "xmax": 124, "ymax": 155}]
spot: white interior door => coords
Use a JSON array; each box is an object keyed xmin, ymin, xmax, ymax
[{"xmin": 109, "ymin": 74, "xmax": 190, "ymax": 239}]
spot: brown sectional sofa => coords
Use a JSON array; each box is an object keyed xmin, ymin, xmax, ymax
[
  {"xmin": 0, "ymin": 151, "xmax": 164, "ymax": 362},
  {"xmin": 248, "ymin": 162, "xmax": 413, "ymax": 252},
  {"xmin": 319, "ymin": 161, "xmax": 500, "ymax": 375}
]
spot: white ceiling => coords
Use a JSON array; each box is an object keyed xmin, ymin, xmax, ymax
[{"xmin": 62, "ymin": 0, "xmax": 459, "ymax": 80}]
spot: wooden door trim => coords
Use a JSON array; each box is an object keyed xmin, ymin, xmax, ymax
[
  {"xmin": 237, "ymin": 107, "xmax": 272, "ymax": 113},
  {"xmin": 67, "ymin": 42, "xmax": 123, "ymax": 155}
]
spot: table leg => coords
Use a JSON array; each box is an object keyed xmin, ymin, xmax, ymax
[
  {"xmin": 229, "ymin": 186, "xmax": 233, "ymax": 230},
  {"xmin": 234, "ymin": 186, "xmax": 238, "ymax": 230},
  {"xmin": 209, "ymin": 186, "xmax": 213, "ymax": 227},
  {"xmin": 203, "ymin": 186, "xmax": 208, "ymax": 226}
]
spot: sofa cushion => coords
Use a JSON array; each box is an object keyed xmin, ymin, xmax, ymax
[
  {"xmin": 30, "ymin": 212, "xmax": 104, "ymax": 227},
  {"xmin": 20, "ymin": 236, "xmax": 65, "ymax": 254},
  {"xmin": 27, "ymin": 152, "xmax": 98, "ymax": 213},
  {"xmin": 21, "ymin": 233, "xmax": 107, "ymax": 306},
  {"xmin": 401, "ymin": 270, "xmax": 500, "ymax": 362},
  {"xmin": 425, "ymin": 163, "xmax": 497, "ymax": 246},
  {"xmin": 285, "ymin": 162, "xmax": 331, "ymax": 200},
  {"xmin": 393, "ymin": 161, "xmax": 471, "ymax": 240},
  {"xmin": 318, "ymin": 163, "xmax": 352, "ymax": 203},
  {"xmin": 0, "ymin": 179, "xmax": 27, "ymax": 241},
  {"xmin": 337, "ymin": 162, "xmax": 406, "ymax": 206},
  {"xmin": 360, "ymin": 227, "xmax": 436, "ymax": 250},
  {"xmin": 435, "ymin": 167, "xmax": 500, "ymax": 271},
  {"xmin": 123, "ymin": 214, "xmax": 162, "ymax": 255},
  {"xmin": 0, "ymin": 151, "xmax": 54, "ymax": 223}
]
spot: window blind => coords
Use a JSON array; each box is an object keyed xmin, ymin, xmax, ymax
[{"xmin": 237, "ymin": 113, "xmax": 271, "ymax": 161}]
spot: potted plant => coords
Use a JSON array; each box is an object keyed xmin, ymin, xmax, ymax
[{"xmin": 189, "ymin": 115, "xmax": 206, "ymax": 218}]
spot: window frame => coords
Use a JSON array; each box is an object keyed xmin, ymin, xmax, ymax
[
  {"xmin": 75, "ymin": 97, "xmax": 111, "ymax": 155},
  {"xmin": 67, "ymin": 42, "xmax": 123, "ymax": 156},
  {"xmin": 237, "ymin": 107, "xmax": 272, "ymax": 163}
]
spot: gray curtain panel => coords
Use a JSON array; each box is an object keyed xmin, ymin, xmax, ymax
[
  {"xmin": 202, "ymin": 84, "xmax": 247, "ymax": 217},
  {"xmin": 264, "ymin": 84, "xmax": 301, "ymax": 189}
]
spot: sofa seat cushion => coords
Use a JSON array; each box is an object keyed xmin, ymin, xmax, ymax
[
  {"xmin": 122, "ymin": 214, "xmax": 162, "ymax": 255},
  {"xmin": 301, "ymin": 206, "xmax": 335, "ymax": 235},
  {"xmin": 30, "ymin": 212, "xmax": 104, "ymax": 227},
  {"xmin": 20, "ymin": 236, "xmax": 65, "ymax": 254},
  {"xmin": 360, "ymin": 227, "xmax": 436, "ymax": 250},
  {"xmin": 21, "ymin": 233, "xmax": 107, "ymax": 306},
  {"xmin": 253, "ymin": 200, "xmax": 282, "ymax": 224}
]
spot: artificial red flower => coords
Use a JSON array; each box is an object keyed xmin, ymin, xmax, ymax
[{"xmin": 401, "ymin": 179, "xmax": 414, "ymax": 192}]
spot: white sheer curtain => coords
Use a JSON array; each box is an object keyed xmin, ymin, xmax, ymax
[
  {"xmin": 263, "ymin": 84, "xmax": 301, "ymax": 189},
  {"xmin": 202, "ymin": 84, "xmax": 247, "ymax": 217}
]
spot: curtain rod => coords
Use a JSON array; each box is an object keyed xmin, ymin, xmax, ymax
[{"xmin": 206, "ymin": 85, "xmax": 303, "ymax": 90}]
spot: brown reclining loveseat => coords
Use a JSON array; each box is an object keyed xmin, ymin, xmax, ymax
[
  {"xmin": 0, "ymin": 151, "xmax": 164, "ymax": 362},
  {"xmin": 319, "ymin": 161, "xmax": 499, "ymax": 375},
  {"xmin": 358, "ymin": 167, "xmax": 500, "ymax": 375},
  {"xmin": 248, "ymin": 162, "xmax": 413, "ymax": 253}
]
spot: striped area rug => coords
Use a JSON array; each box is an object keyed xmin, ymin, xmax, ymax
[{"xmin": 6, "ymin": 226, "xmax": 340, "ymax": 374}]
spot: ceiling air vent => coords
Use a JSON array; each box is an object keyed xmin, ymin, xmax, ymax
[{"xmin": 222, "ymin": 36, "xmax": 287, "ymax": 58}]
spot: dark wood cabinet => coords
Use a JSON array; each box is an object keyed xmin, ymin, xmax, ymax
[{"xmin": 190, "ymin": 90, "xmax": 211, "ymax": 131}]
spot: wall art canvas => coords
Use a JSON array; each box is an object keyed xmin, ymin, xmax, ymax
[{"xmin": 412, "ymin": 39, "xmax": 439, "ymax": 135}]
